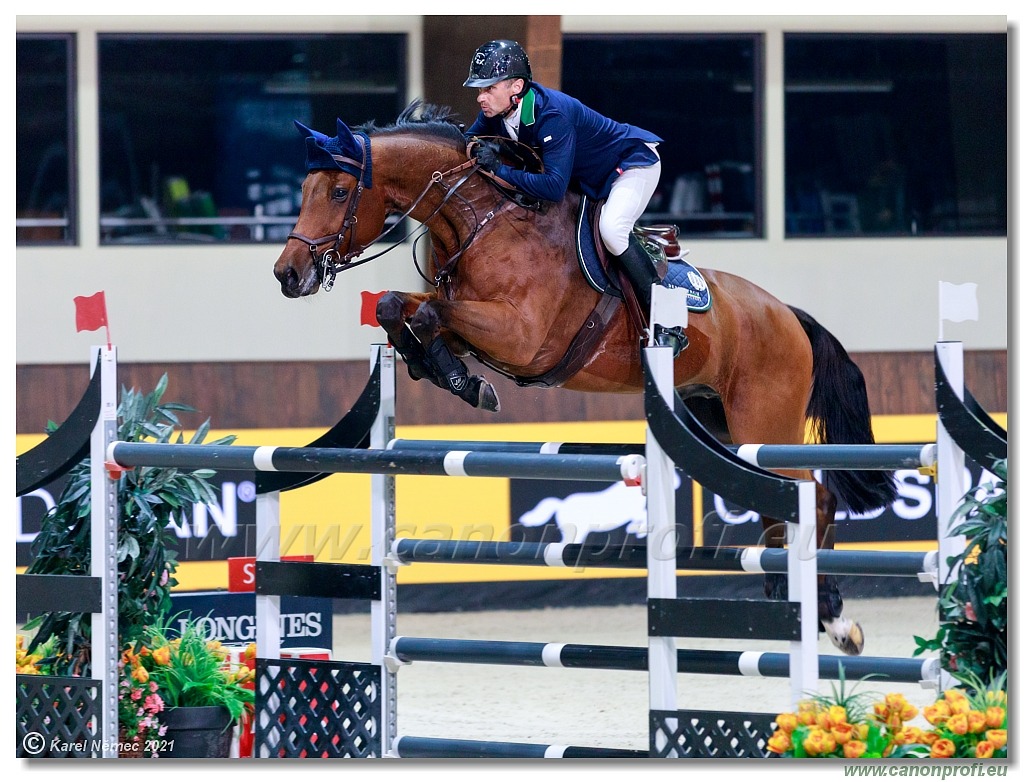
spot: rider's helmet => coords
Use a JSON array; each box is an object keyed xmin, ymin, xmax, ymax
[{"xmin": 463, "ymin": 40, "xmax": 532, "ymax": 88}]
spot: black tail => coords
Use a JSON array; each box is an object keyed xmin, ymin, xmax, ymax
[{"xmin": 789, "ymin": 306, "xmax": 898, "ymax": 513}]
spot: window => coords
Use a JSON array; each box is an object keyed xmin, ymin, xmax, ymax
[
  {"xmin": 562, "ymin": 35, "xmax": 762, "ymax": 238},
  {"xmin": 98, "ymin": 34, "xmax": 406, "ymax": 244},
  {"xmin": 17, "ymin": 34, "xmax": 76, "ymax": 245},
  {"xmin": 785, "ymin": 33, "xmax": 1006, "ymax": 237}
]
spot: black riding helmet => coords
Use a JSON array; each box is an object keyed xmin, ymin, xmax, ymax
[{"xmin": 463, "ymin": 39, "xmax": 532, "ymax": 88}]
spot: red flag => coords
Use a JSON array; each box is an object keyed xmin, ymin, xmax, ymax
[
  {"xmin": 74, "ymin": 291, "xmax": 108, "ymax": 332},
  {"xmin": 360, "ymin": 290, "xmax": 388, "ymax": 327}
]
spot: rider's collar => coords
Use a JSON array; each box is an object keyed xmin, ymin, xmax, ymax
[{"xmin": 520, "ymin": 87, "xmax": 536, "ymax": 126}]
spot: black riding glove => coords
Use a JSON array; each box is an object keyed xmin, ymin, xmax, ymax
[{"xmin": 472, "ymin": 141, "xmax": 502, "ymax": 173}]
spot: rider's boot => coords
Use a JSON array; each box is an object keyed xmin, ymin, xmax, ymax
[{"xmin": 613, "ymin": 233, "xmax": 688, "ymax": 354}]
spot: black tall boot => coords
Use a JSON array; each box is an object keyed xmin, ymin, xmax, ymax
[{"xmin": 613, "ymin": 234, "xmax": 688, "ymax": 353}]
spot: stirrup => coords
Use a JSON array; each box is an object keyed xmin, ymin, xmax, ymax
[{"xmin": 653, "ymin": 325, "xmax": 688, "ymax": 357}]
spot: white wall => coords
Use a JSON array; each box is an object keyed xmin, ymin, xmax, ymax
[{"xmin": 15, "ymin": 14, "xmax": 1008, "ymax": 365}]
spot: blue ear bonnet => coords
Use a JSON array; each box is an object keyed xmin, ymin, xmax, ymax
[{"xmin": 294, "ymin": 119, "xmax": 372, "ymax": 188}]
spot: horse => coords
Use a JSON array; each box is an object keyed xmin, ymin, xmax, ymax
[{"xmin": 274, "ymin": 101, "xmax": 897, "ymax": 656}]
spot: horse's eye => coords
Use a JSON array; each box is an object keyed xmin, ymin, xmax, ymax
[{"xmin": 332, "ymin": 187, "xmax": 349, "ymax": 203}]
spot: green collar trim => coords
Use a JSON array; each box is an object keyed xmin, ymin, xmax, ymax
[{"xmin": 520, "ymin": 88, "xmax": 536, "ymax": 126}]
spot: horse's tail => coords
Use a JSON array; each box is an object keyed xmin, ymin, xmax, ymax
[{"xmin": 790, "ymin": 306, "xmax": 898, "ymax": 513}]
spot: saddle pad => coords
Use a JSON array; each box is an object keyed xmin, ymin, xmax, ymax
[{"xmin": 575, "ymin": 196, "xmax": 712, "ymax": 313}]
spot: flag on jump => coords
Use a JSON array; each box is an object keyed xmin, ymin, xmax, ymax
[
  {"xmin": 74, "ymin": 291, "xmax": 112, "ymax": 349},
  {"xmin": 360, "ymin": 290, "xmax": 387, "ymax": 328},
  {"xmin": 938, "ymin": 281, "xmax": 979, "ymax": 324}
]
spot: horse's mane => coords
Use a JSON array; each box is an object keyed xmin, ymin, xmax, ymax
[{"xmin": 354, "ymin": 99, "xmax": 467, "ymax": 149}]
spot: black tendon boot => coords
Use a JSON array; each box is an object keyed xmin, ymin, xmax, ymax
[
  {"xmin": 613, "ymin": 234, "xmax": 688, "ymax": 354},
  {"xmin": 424, "ymin": 336, "xmax": 500, "ymax": 412}
]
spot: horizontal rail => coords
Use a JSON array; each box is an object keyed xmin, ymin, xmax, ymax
[
  {"xmin": 389, "ymin": 636, "xmax": 940, "ymax": 684},
  {"xmin": 388, "ymin": 439, "xmax": 936, "ymax": 470},
  {"xmin": 391, "ymin": 539, "xmax": 938, "ymax": 578},
  {"xmin": 107, "ymin": 442, "xmax": 644, "ymax": 484},
  {"xmin": 391, "ymin": 735, "xmax": 646, "ymax": 758}
]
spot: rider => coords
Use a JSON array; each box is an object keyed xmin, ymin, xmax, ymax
[{"xmin": 463, "ymin": 39, "xmax": 682, "ymax": 347}]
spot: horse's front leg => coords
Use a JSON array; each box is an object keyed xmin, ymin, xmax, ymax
[
  {"xmin": 406, "ymin": 299, "xmax": 500, "ymax": 412},
  {"xmin": 761, "ymin": 482, "xmax": 864, "ymax": 656},
  {"xmin": 376, "ymin": 291, "xmax": 445, "ymax": 388}
]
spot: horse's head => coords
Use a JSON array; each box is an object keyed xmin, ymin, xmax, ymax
[{"xmin": 274, "ymin": 118, "xmax": 387, "ymax": 297}]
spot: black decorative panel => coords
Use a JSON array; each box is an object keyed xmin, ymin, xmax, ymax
[
  {"xmin": 255, "ymin": 658, "xmax": 381, "ymax": 758},
  {"xmin": 650, "ymin": 709, "xmax": 776, "ymax": 758},
  {"xmin": 16, "ymin": 675, "xmax": 100, "ymax": 758}
]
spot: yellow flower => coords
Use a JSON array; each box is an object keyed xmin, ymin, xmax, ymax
[
  {"xmin": 797, "ymin": 709, "xmax": 818, "ymax": 727},
  {"xmin": 802, "ymin": 729, "xmax": 831, "ymax": 757},
  {"xmin": 923, "ymin": 701, "xmax": 951, "ymax": 725},
  {"xmin": 967, "ymin": 711, "xmax": 988, "ymax": 734},
  {"xmin": 985, "ymin": 706, "xmax": 1006, "ymax": 729},
  {"xmin": 985, "ymin": 690, "xmax": 1007, "ymax": 706},
  {"xmin": 986, "ymin": 730, "xmax": 1007, "ymax": 750},
  {"xmin": 831, "ymin": 722, "xmax": 855, "ymax": 745},
  {"xmin": 930, "ymin": 739, "xmax": 956, "ymax": 759},
  {"xmin": 131, "ymin": 664, "xmax": 149, "ymax": 683},
  {"xmin": 828, "ymin": 705, "xmax": 847, "ymax": 725},
  {"xmin": 900, "ymin": 726, "xmax": 923, "ymax": 744},
  {"xmin": 855, "ymin": 723, "xmax": 870, "ymax": 740},
  {"xmin": 843, "ymin": 740, "xmax": 867, "ymax": 759},
  {"xmin": 775, "ymin": 713, "xmax": 798, "ymax": 733},
  {"xmin": 946, "ymin": 713, "xmax": 969, "ymax": 736},
  {"xmin": 244, "ymin": 642, "xmax": 256, "ymax": 660},
  {"xmin": 151, "ymin": 646, "xmax": 171, "ymax": 667},
  {"xmin": 767, "ymin": 730, "xmax": 792, "ymax": 754},
  {"xmin": 974, "ymin": 741, "xmax": 995, "ymax": 759},
  {"xmin": 944, "ymin": 689, "xmax": 968, "ymax": 705},
  {"xmin": 919, "ymin": 732, "xmax": 939, "ymax": 746}
]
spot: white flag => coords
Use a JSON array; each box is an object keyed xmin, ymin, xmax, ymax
[{"xmin": 939, "ymin": 281, "xmax": 979, "ymax": 324}]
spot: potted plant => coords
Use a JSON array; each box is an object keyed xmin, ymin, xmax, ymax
[
  {"xmin": 23, "ymin": 374, "xmax": 235, "ymax": 669},
  {"xmin": 128, "ymin": 615, "xmax": 254, "ymax": 758},
  {"xmin": 914, "ymin": 459, "xmax": 1007, "ymax": 679}
]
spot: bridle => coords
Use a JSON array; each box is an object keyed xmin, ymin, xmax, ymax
[{"xmin": 287, "ymin": 132, "xmax": 516, "ymax": 291}]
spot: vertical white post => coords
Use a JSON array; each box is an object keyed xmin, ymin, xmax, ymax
[
  {"xmin": 255, "ymin": 492, "xmax": 282, "ymax": 660},
  {"xmin": 369, "ymin": 345, "xmax": 397, "ymax": 756},
  {"xmin": 90, "ymin": 346, "xmax": 119, "ymax": 757},
  {"xmin": 645, "ymin": 344, "xmax": 678, "ymax": 756},
  {"xmin": 935, "ymin": 342, "xmax": 969, "ymax": 587},
  {"xmin": 788, "ymin": 481, "xmax": 820, "ymax": 707}
]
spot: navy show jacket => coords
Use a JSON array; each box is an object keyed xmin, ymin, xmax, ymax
[{"xmin": 465, "ymin": 83, "xmax": 662, "ymax": 202}]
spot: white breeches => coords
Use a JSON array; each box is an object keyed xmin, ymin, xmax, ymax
[{"xmin": 598, "ymin": 145, "xmax": 662, "ymax": 256}]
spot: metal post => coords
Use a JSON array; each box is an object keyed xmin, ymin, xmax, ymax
[
  {"xmin": 254, "ymin": 491, "xmax": 281, "ymax": 757},
  {"xmin": 935, "ymin": 341, "xmax": 969, "ymax": 587},
  {"xmin": 90, "ymin": 346, "xmax": 119, "ymax": 758},
  {"xmin": 788, "ymin": 481, "xmax": 820, "ymax": 707}
]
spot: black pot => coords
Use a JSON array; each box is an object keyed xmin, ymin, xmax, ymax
[{"xmin": 160, "ymin": 705, "xmax": 234, "ymax": 759}]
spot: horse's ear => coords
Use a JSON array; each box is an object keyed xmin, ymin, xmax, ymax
[
  {"xmin": 334, "ymin": 118, "xmax": 359, "ymax": 149},
  {"xmin": 294, "ymin": 120, "xmax": 324, "ymax": 141}
]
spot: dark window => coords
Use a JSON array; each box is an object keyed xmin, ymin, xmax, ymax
[
  {"xmin": 785, "ymin": 33, "xmax": 1006, "ymax": 237},
  {"xmin": 97, "ymin": 34, "xmax": 406, "ymax": 244},
  {"xmin": 17, "ymin": 34, "xmax": 76, "ymax": 245},
  {"xmin": 562, "ymin": 34, "xmax": 762, "ymax": 238}
]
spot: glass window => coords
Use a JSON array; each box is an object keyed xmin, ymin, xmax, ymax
[
  {"xmin": 562, "ymin": 35, "xmax": 762, "ymax": 238},
  {"xmin": 785, "ymin": 33, "xmax": 1006, "ymax": 237},
  {"xmin": 98, "ymin": 34, "xmax": 406, "ymax": 244},
  {"xmin": 17, "ymin": 34, "xmax": 76, "ymax": 245}
]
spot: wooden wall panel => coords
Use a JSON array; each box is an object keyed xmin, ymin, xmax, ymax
[{"xmin": 16, "ymin": 350, "xmax": 1007, "ymax": 435}]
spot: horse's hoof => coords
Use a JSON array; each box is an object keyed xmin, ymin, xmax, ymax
[
  {"xmin": 474, "ymin": 376, "xmax": 500, "ymax": 413},
  {"xmin": 823, "ymin": 617, "xmax": 864, "ymax": 656}
]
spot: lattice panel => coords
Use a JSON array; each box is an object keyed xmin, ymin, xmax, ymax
[
  {"xmin": 650, "ymin": 709, "xmax": 776, "ymax": 758},
  {"xmin": 255, "ymin": 658, "xmax": 381, "ymax": 758},
  {"xmin": 16, "ymin": 675, "xmax": 100, "ymax": 758}
]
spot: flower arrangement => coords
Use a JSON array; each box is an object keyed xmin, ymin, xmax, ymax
[
  {"xmin": 133, "ymin": 616, "xmax": 254, "ymax": 723},
  {"xmin": 768, "ymin": 670, "xmax": 1008, "ymax": 759},
  {"xmin": 119, "ymin": 644, "xmax": 167, "ymax": 755}
]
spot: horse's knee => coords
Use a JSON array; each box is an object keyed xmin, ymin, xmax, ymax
[
  {"xmin": 409, "ymin": 301, "xmax": 441, "ymax": 341},
  {"xmin": 376, "ymin": 292, "xmax": 405, "ymax": 331}
]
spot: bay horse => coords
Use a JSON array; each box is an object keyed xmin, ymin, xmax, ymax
[{"xmin": 274, "ymin": 102, "xmax": 897, "ymax": 656}]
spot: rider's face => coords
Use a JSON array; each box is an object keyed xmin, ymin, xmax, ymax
[{"xmin": 476, "ymin": 78, "xmax": 524, "ymax": 117}]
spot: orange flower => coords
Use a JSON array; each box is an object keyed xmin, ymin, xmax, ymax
[
  {"xmin": 843, "ymin": 740, "xmax": 867, "ymax": 759},
  {"xmin": 967, "ymin": 711, "xmax": 988, "ymax": 734},
  {"xmin": 131, "ymin": 664, "xmax": 149, "ymax": 683},
  {"xmin": 919, "ymin": 732, "xmax": 939, "ymax": 746},
  {"xmin": 974, "ymin": 741, "xmax": 995, "ymax": 759},
  {"xmin": 151, "ymin": 646, "xmax": 171, "ymax": 667},
  {"xmin": 797, "ymin": 709, "xmax": 818, "ymax": 727},
  {"xmin": 828, "ymin": 705, "xmax": 847, "ymax": 725},
  {"xmin": 831, "ymin": 722, "xmax": 855, "ymax": 745},
  {"xmin": 986, "ymin": 730, "xmax": 1007, "ymax": 750},
  {"xmin": 775, "ymin": 713, "xmax": 798, "ymax": 733},
  {"xmin": 944, "ymin": 689, "xmax": 968, "ymax": 705},
  {"xmin": 946, "ymin": 713, "xmax": 969, "ymax": 735},
  {"xmin": 803, "ymin": 729, "xmax": 832, "ymax": 757},
  {"xmin": 900, "ymin": 726, "xmax": 923, "ymax": 745},
  {"xmin": 985, "ymin": 706, "xmax": 1006, "ymax": 729},
  {"xmin": 767, "ymin": 730, "xmax": 792, "ymax": 755},
  {"xmin": 924, "ymin": 701, "xmax": 952, "ymax": 725},
  {"xmin": 930, "ymin": 739, "xmax": 956, "ymax": 759},
  {"xmin": 244, "ymin": 642, "xmax": 256, "ymax": 661}
]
